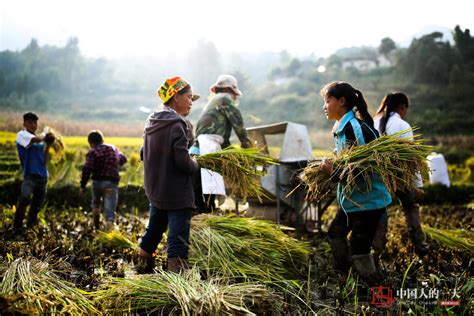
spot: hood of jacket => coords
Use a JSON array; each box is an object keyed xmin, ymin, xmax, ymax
[{"xmin": 144, "ymin": 110, "xmax": 184, "ymax": 135}]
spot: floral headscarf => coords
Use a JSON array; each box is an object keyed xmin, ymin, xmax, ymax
[{"xmin": 157, "ymin": 76, "xmax": 189, "ymax": 103}]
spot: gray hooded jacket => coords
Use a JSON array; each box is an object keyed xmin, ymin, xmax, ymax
[{"xmin": 143, "ymin": 110, "xmax": 199, "ymax": 209}]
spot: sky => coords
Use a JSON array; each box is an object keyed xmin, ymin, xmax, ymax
[{"xmin": 1, "ymin": 0, "xmax": 473, "ymax": 58}]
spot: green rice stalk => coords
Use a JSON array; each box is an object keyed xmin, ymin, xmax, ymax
[
  {"xmin": 196, "ymin": 146, "xmax": 277, "ymax": 202},
  {"xmin": 190, "ymin": 214, "xmax": 311, "ymax": 281},
  {"xmin": 300, "ymin": 129, "xmax": 432, "ymax": 201},
  {"xmin": 422, "ymin": 225, "xmax": 474, "ymax": 254},
  {"xmin": 95, "ymin": 230, "xmax": 137, "ymax": 250},
  {"xmin": 93, "ymin": 268, "xmax": 280, "ymax": 314},
  {"xmin": 0, "ymin": 257, "xmax": 97, "ymax": 314}
]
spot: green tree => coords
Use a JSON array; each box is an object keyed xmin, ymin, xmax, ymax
[{"xmin": 378, "ymin": 37, "xmax": 396, "ymax": 58}]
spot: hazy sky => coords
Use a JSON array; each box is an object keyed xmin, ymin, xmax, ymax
[{"xmin": 1, "ymin": 0, "xmax": 473, "ymax": 58}]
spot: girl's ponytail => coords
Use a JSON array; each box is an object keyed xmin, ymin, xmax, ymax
[{"xmin": 354, "ymin": 89, "xmax": 374, "ymax": 129}]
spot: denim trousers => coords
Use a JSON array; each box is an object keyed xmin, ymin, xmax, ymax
[
  {"xmin": 328, "ymin": 207, "xmax": 386, "ymax": 255},
  {"xmin": 92, "ymin": 180, "xmax": 118, "ymax": 222},
  {"xmin": 15, "ymin": 175, "xmax": 48, "ymax": 228},
  {"xmin": 140, "ymin": 204, "xmax": 192, "ymax": 259}
]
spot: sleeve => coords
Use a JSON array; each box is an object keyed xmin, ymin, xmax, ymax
[
  {"xmin": 219, "ymin": 98, "xmax": 252, "ymax": 148},
  {"xmin": 171, "ymin": 122, "xmax": 199, "ymax": 174},
  {"xmin": 117, "ymin": 148, "xmax": 127, "ymax": 166},
  {"xmin": 80, "ymin": 150, "xmax": 95, "ymax": 188},
  {"xmin": 16, "ymin": 131, "xmax": 35, "ymax": 148}
]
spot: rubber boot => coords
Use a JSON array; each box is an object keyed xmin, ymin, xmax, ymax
[
  {"xmin": 403, "ymin": 204, "xmax": 429, "ymax": 256},
  {"xmin": 329, "ymin": 238, "xmax": 351, "ymax": 273},
  {"xmin": 352, "ymin": 254, "xmax": 380, "ymax": 286},
  {"xmin": 136, "ymin": 248, "xmax": 155, "ymax": 274},
  {"xmin": 167, "ymin": 257, "xmax": 189, "ymax": 273},
  {"xmin": 92, "ymin": 208, "xmax": 101, "ymax": 229}
]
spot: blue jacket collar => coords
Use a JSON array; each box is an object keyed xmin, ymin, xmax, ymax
[{"xmin": 336, "ymin": 110, "xmax": 356, "ymax": 134}]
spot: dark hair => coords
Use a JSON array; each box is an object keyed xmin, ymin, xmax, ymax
[
  {"xmin": 23, "ymin": 112, "xmax": 39, "ymax": 122},
  {"xmin": 215, "ymin": 87, "xmax": 235, "ymax": 95},
  {"xmin": 164, "ymin": 85, "xmax": 191, "ymax": 106},
  {"xmin": 320, "ymin": 81, "xmax": 374, "ymax": 128},
  {"xmin": 88, "ymin": 130, "xmax": 104, "ymax": 144},
  {"xmin": 375, "ymin": 92, "xmax": 409, "ymax": 134}
]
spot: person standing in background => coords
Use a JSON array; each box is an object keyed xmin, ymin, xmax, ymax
[
  {"xmin": 372, "ymin": 92, "xmax": 429, "ymax": 257},
  {"xmin": 80, "ymin": 130, "xmax": 127, "ymax": 230},
  {"xmin": 190, "ymin": 74, "xmax": 252, "ymax": 211},
  {"xmin": 14, "ymin": 112, "xmax": 54, "ymax": 233}
]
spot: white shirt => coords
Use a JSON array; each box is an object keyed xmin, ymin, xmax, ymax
[
  {"xmin": 374, "ymin": 112, "xmax": 413, "ymax": 139},
  {"xmin": 374, "ymin": 112, "xmax": 423, "ymax": 187},
  {"xmin": 16, "ymin": 130, "xmax": 36, "ymax": 148}
]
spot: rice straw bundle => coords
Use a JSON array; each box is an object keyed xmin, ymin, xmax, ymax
[
  {"xmin": 0, "ymin": 257, "xmax": 97, "ymax": 314},
  {"xmin": 95, "ymin": 230, "xmax": 137, "ymax": 250},
  {"xmin": 300, "ymin": 129, "xmax": 432, "ymax": 201},
  {"xmin": 94, "ymin": 268, "xmax": 280, "ymax": 314},
  {"xmin": 42, "ymin": 126, "xmax": 65, "ymax": 156},
  {"xmin": 196, "ymin": 147, "xmax": 277, "ymax": 202},
  {"xmin": 422, "ymin": 225, "xmax": 474, "ymax": 254},
  {"xmin": 190, "ymin": 214, "xmax": 311, "ymax": 280}
]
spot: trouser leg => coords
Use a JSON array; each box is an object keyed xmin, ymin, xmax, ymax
[
  {"xmin": 26, "ymin": 178, "xmax": 47, "ymax": 228},
  {"xmin": 139, "ymin": 204, "xmax": 168, "ymax": 255},
  {"xmin": 14, "ymin": 178, "xmax": 34, "ymax": 230},
  {"xmin": 102, "ymin": 183, "xmax": 118, "ymax": 223},
  {"xmin": 328, "ymin": 209, "xmax": 352, "ymax": 273},
  {"xmin": 403, "ymin": 204, "xmax": 428, "ymax": 255}
]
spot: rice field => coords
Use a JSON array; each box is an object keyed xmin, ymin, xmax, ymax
[{"xmin": 0, "ymin": 131, "xmax": 473, "ymax": 314}]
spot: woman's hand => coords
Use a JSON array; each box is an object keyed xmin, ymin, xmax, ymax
[{"xmin": 319, "ymin": 158, "xmax": 333, "ymax": 175}]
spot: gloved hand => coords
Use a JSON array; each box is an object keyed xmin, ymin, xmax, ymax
[{"xmin": 189, "ymin": 145, "xmax": 200, "ymax": 156}]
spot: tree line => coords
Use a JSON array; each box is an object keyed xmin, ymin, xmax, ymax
[{"xmin": 0, "ymin": 26, "xmax": 473, "ymax": 136}]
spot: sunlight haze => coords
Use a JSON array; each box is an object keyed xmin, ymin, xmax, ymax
[{"xmin": 2, "ymin": 0, "xmax": 473, "ymax": 57}]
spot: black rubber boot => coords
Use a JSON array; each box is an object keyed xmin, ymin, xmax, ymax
[
  {"xmin": 352, "ymin": 254, "xmax": 380, "ymax": 286},
  {"xmin": 404, "ymin": 204, "xmax": 429, "ymax": 256}
]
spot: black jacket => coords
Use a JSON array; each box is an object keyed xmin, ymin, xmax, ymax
[{"xmin": 143, "ymin": 110, "xmax": 199, "ymax": 209}]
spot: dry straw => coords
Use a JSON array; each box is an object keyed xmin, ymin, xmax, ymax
[
  {"xmin": 300, "ymin": 129, "xmax": 432, "ymax": 201},
  {"xmin": 190, "ymin": 214, "xmax": 311, "ymax": 281},
  {"xmin": 42, "ymin": 126, "xmax": 65, "ymax": 157},
  {"xmin": 94, "ymin": 268, "xmax": 280, "ymax": 314},
  {"xmin": 0, "ymin": 257, "xmax": 97, "ymax": 314},
  {"xmin": 196, "ymin": 147, "xmax": 277, "ymax": 201}
]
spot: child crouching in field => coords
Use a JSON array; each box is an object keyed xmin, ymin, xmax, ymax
[
  {"xmin": 319, "ymin": 81, "xmax": 392, "ymax": 283},
  {"xmin": 79, "ymin": 130, "xmax": 127, "ymax": 230},
  {"xmin": 14, "ymin": 112, "xmax": 54, "ymax": 233}
]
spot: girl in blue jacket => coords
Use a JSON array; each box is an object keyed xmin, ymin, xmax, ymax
[{"xmin": 319, "ymin": 81, "xmax": 392, "ymax": 282}]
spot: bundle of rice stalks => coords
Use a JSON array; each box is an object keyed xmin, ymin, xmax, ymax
[
  {"xmin": 95, "ymin": 230, "xmax": 137, "ymax": 250},
  {"xmin": 196, "ymin": 147, "xmax": 277, "ymax": 202},
  {"xmin": 300, "ymin": 129, "xmax": 432, "ymax": 201},
  {"xmin": 0, "ymin": 257, "xmax": 97, "ymax": 314},
  {"xmin": 190, "ymin": 214, "xmax": 311, "ymax": 281},
  {"xmin": 94, "ymin": 268, "xmax": 281, "ymax": 314},
  {"xmin": 422, "ymin": 225, "xmax": 474, "ymax": 254},
  {"xmin": 42, "ymin": 126, "xmax": 65, "ymax": 157}
]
